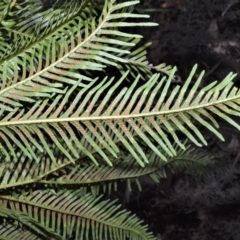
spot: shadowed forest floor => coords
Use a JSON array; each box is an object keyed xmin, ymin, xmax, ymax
[{"xmin": 115, "ymin": 1, "xmax": 240, "ymax": 239}]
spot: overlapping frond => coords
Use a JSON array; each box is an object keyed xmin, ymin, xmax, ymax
[
  {"xmin": 0, "ymin": 191, "xmax": 157, "ymax": 240},
  {"xmin": 0, "ymin": 0, "xmax": 157, "ymax": 114},
  {"xmin": 0, "ymin": 0, "xmax": 89, "ymax": 57},
  {"xmin": 0, "ymin": 0, "xmax": 41, "ymax": 56},
  {"xmin": 41, "ymin": 143, "xmax": 210, "ymax": 195},
  {"xmin": 154, "ymin": 142, "xmax": 211, "ymax": 178},
  {"xmin": 0, "ymin": 140, "xmax": 209, "ymax": 195}
]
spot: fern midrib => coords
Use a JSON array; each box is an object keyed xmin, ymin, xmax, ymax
[
  {"xmin": 0, "ymin": 195, "xmax": 150, "ymax": 240},
  {"xmin": 0, "ymin": 94, "xmax": 238, "ymax": 127}
]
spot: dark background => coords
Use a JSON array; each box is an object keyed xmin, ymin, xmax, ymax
[
  {"xmin": 121, "ymin": 1, "xmax": 240, "ymax": 239},
  {"xmin": 141, "ymin": 0, "xmax": 240, "ymax": 86}
]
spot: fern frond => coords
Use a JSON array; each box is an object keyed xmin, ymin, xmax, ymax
[
  {"xmin": 156, "ymin": 142, "xmax": 211, "ymax": 177},
  {"xmin": 0, "ymin": 0, "xmax": 42, "ymax": 58},
  {"xmin": 0, "ymin": 141, "xmax": 209, "ymax": 199},
  {"xmin": 0, "ymin": 191, "xmax": 157, "ymax": 240},
  {"xmin": 1, "ymin": 65, "xmax": 239, "ymax": 166},
  {"xmin": 0, "ymin": 0, "xmax": 89, "ymax": 55},
  {"xmin": 0, "ymin": 0, "xmax": 93, "ymax": 95},
  {"xmin": 0, "ymin": 0, "xmax": 157, "ymax": 113},
  {"xmin": 1, "ymin": 71, "xmax": 170, "ymax": 166},
  {"xmin": 39, "ymin": 143, "xmax": 210, "ymax": 195}
]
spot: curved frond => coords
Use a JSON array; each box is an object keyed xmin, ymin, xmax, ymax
[
  {"xmin": 156, "ymin": 142, "xmax": 211, "ymax": 177},
  {"xmin": 0, "ymin": 142, "xmax": 209, "ymax": 199},
  {"xmin": 0, "ymin": 191, "xmax": 157, "ymax": 240},
  {"xmin": 39, "ymin": 143, "xmax": 210, "ymax": 193}
]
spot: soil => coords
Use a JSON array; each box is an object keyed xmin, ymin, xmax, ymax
[{"xmin": 116, "ymin": 1, "xmax": 240, "ymax": 239}]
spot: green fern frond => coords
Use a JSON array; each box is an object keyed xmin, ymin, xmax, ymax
[
  {"xmin": 1, "ymin": 65, "xmax": 239, "ymax": 166},
  {"xmin": 155, "ymin": 142, "xmax": 211, "ymax": 178},
  {"xmin": 0, "ymin": 142, "xmax": 209, "ymax": 197},
  {"xmin": 40, "ymin": 142, "xmax": 210, "ymax": 188},
  {"xmin": 0, "ymin": 0, "xmax": 157, "ymax": 113},
  {"xmin": 0, "ymin": 0, "xmax": 42, "ymax": 57},
  {"xmin": 0, "ymin": 0, "xmax": 89, "ymax": 49},
  {"xmin": 0, "ymin": 191, "xmax": 157, "ymax": 240}
]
